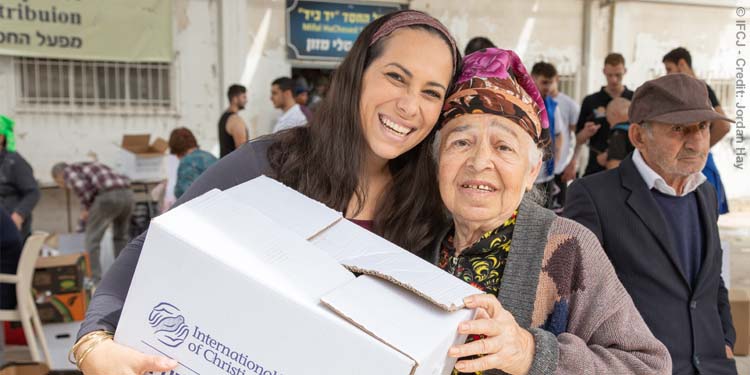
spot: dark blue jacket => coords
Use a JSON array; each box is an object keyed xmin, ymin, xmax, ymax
[
  {"xmin": 0, "ymin": 207, "xmax": 23, "ymax": 309},
  {"xmin": 564, "ymin": 154, "xmax": 737, "ymax": 375}
]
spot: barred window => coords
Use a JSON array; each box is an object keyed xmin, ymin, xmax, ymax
[{"xmin": 13, "ymin": 57, "xmax": 174, "ymax": 113}]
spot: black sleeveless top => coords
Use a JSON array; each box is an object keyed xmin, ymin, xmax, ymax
[{"xmin": 218, "ymin": 111, "xmax": 236, "ymax": 158}]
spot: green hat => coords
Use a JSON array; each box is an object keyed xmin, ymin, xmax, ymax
[{"xmin": 0, "ymin": 115, "xmax": 15, "ymax": 152}]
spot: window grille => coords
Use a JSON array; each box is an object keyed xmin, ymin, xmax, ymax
[{"xmin": 13, "ymin": 57, "xmax": 175, "ymax": 114}]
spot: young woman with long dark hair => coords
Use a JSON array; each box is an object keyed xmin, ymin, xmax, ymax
[{"xmin": 71, "ymin": 10, "xmax": 462, "ymax": 374}]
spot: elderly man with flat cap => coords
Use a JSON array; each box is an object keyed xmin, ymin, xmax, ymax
[{"xmin": 564, "ymin": 73, "xmax": 737, "ymax": 374}]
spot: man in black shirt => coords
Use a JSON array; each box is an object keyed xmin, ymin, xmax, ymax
[
  {"xmin": 575, "ymin": 53, "xmax": 634, "ymax": 176},
  {"xmin": 218, "ymin": 84, "xmax": 249, "ymax": 158}
]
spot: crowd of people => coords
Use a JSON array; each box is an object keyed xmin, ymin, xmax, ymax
[{"xmin": 0, "ymin": 8, "xmax": 740, "ymax": 375}]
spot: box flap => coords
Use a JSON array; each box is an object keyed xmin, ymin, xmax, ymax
[
  {"xmin": 35, "ymin": 253, "xmax": 84, "ymax": 268},
  {"xmin": 312, "ymin": 219, "xmax": 481, "ymax": 311},
  {"xmin": 121, "ymin": 134, "xmax": 150, "ymax": 152},
  {"xmin": 224, "ymin": 176, "xmax": 480, "ymax": 311},
  {"xmin": 153, "ymin": 188, "xmax": 354, "ymax": 304},
  {"xmin": 222, "ymin": 175, "xmax": 342, "ymax": 240},
  {"xmin": 118, "ymin": 223, "xmax": 416, "ymax": 375},
  {"xmin": 149, "ymin": 138, "xmax": 169, "ymax": 154},
  {"xmin": 321, "ymin": 275, "xmax": 473, "ymax": 375},
  {"xmin": 131, "ymin": 152, "xmax": 166, "ymax": 158}
]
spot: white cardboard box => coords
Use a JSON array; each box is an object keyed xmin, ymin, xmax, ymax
[
  {"xmin": 115, "ymin": 176, "xmax": 479, "ymax": 375},
  {"xmin": 113, "ymin": 134, "xmax": 168, "ymax": 182},
  {"xmin": 42, "ymin": 321, "xmax": 81, "ymax": 370}
]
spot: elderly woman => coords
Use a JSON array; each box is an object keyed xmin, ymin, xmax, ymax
[{"xmin": 429, "ymin": 48, "xmax": 672, "ymax": 374}]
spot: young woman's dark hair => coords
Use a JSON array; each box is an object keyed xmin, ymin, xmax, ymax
[{"xmin": 267, "ymin": 11, "xmax": 462, "ymax": 254}]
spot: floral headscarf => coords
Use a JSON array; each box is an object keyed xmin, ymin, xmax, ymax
[{"xmin": 441, "ymin": 48, "xmax": 550, "ymax": 152}]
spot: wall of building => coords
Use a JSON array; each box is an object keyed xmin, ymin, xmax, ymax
[
  {"xmin": 0, "ymin": 0, "xmax": 222, "ymax": 186},
  {"xmin": 611, "ymin": 1, "xmax": 735, "ymax": 90},
  {"xmin": 413, "ymin": 0, "xmax": 585, "ymax": 95},
  {"xmin": 0, "ymin": 0, "xmax": 742, "ymax": 198}
]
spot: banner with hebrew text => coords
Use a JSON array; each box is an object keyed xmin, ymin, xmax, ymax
[{"xmin": 0, "ymin": 0, "xmax": 172, "ymax": 62}]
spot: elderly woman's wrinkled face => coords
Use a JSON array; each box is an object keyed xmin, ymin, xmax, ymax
[{"xmin": 439, "ymin": 114, "xmax": 542, "ymax": 226}]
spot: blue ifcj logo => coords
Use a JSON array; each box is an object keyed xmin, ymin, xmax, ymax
[{"xmin": 149, "ymin": 302, "xmax": 190, "ymax": 348}]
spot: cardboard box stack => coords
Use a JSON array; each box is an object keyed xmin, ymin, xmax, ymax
[
  {"xmin": 33, "ymin": 234, "xmax": 91, "ymax": 324},
  {"xmin": 116, "ymin": 176, "xmax": 481, "ymax": 375},
  {"xmin": 114, "ymin": 134, "xmax": 168, "ymax": 181}
]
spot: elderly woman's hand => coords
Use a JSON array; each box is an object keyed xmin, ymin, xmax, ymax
[{"xmin": 449, "ymin": 294, "xmax": 535, "ymax": 375}]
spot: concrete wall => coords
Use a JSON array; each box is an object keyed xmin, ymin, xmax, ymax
[
  {"xmin": 610, "ymin": 1, "xmax": 735, "ymax": 90},
  {"xmin": 237, "ymin": 0, "xmax": 292, "ymax": 138},
  {"xmin": 413, "ymin": 0, "xmax": 584, "ymax": 95}
]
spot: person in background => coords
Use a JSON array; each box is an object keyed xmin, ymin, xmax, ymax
[
  {"xmin": 663, "ymin": 46, "xmax": 731, "ymax": 214},
  {"xmin": 549, "ymin": 72, "xmax": 580, "ymax": 183},
  {"xmin": 168, "ymin": 127, "xmax": 218, "ymax": 199},
  {"xmin": 463, "ymin": 36, "xmax": 495, "ymax": 55},
  {"xmin": 293, "ymin": 84, "xmax": 314, "ymax": 122},
  {"xmin": 217, "ymin": 84, "xmax": 249, "ymax": 158},
  {"xmin": 308, "ymin": 75, "xmax": 330, "ymax": 111},
  {"xmin": 565, "ymin": 74, "xmax": 737, "ymax": 374},
  {"xmin": 271, "ymin": 77, "xmax": 308, "ymax": 133},
  {"xmin": 0, "ymin": 207, "xmax": 24, "ymax": 368},
  {"xmin": 0, "ymin": 115, "xmax": 40, "ymax": 241},
  {"xmin": 575, "ymin": 53, "xmax": 634, "ymax": 176},
  {"xmin": 604, "ymin": 97, "xmax": 633, "ymax": 169},
  {"xmin": 531, "ymin": 62, "xmax": 568, "ymax": 212},
  {"xmin": 51, "ymin": 161, "xmax": 134, "ymax": 284}
]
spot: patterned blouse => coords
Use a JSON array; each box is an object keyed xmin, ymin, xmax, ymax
[
  {"xmin": 438, "ymin": 210, "xmax": 517, "ymax": 375},
  {"xmin": 174, "ymin": 149, "xmax": 217, "ymax": 198}
]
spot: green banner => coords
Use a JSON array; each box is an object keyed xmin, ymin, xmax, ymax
[{"xmin": 0, "ymin": 0, "xmax": 172, "ymax": 62}]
